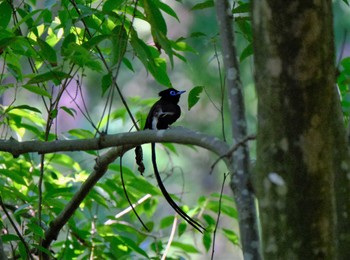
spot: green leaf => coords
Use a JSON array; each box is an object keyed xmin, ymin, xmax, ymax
[
  {"xmin": 22, "ymin": 85, "xmax": 52, "ymax": 98},
  {"xmin": 61, "ymin": 33, "xmax": 76, "ymax": 56},
  {"xmin": 222, "ymin": 228, "xmax": 240, "ymax": 246},
  {"xmin": 143, "ymin": 0, "xmax": 167, "ymax": 35},
  {"xmin": 240, "ymin": 43, "xmax": 253, "ymax": 62},
  {"xmin": 68, "ymin": 129, "xmax": 95, "ymax": 139},
  {"xmin": 171, "ymin": 40, "xmax": 197, "ymax": 53},
  {"xmin": 160, "ymin": 215, "xmax": 175, "ymax": 228},
  {"xmin": 60, "ymin": 106, "xmax": 76, "ymax": 118},
  {"xmin": 232, "ymin": 2, "xmax": 251, "ymax": 14},
  {"xmin": 9, "ymin": 105, "xmax": 42, "ymax": 114},
  {"xmin": 82, "ymin": 34, "xmax": 109, "ymax": 51},
  {"xmin": 26, "ymin": 71, "xmax": 71, "ymax": 85},
  {"xmin": 158, "ymin": 1, "xmax": 180, "ymax": 22},
  {"xmin": 188, "ymin": 86, "xmax": 203, "ymax": 110},
  {"xmin": 236, "ymin": 17, "xmax": 253, "ymax": 42},
  {"xmin": 147, "ymin": 57, "xmax": 172, "ymax": 87},
  {"xmin": 0, "ymin": 1, "xmax": 12, "ymax": 29},
  {"xmin": 2, "ymin": 234, "xmax": 21, "ymax": 242},
  {"xmin": 171, "ymin": 241, "xmax": 201, "ymax": 253},
  {"xmin": 27, "ymin": 220, "xmax": 45, "ymax": 237},
  {"xmin": 203, "ymin": 231, "xmax": 212, "ymax": 251},
  {"xmin": 37, "ymin": 38, "xmax": 57, "ymax": 65},
  {"xmin": 0, "ymin": 37, "xmax": 18, "ymax": 51},
  {"xmin": 103, "ymin": 0, "xmax": 124, "ymax": 11},
  {"xmin": 102, "ymin": 73, "xmax": 112, "ymax": 96},
  {"xmin": 111, "ymin": 25, "xmax": 128, "ymax": 66},
  {"xmin": 191, "ymin": 0, "xmax": 214, "ymax": 10},
  {"xmin": 0, "ymin": 169, "xmax": 27, "ymax": 185},
  {"xmin": 64, "ymin": 43, "xmax": 103, "ymax": 71},
  {"xmin": 122, "ymin": 57, "xmax": 134, "ymax": 72}
]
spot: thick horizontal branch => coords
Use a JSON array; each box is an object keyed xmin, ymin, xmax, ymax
[
  {"xmin": 0, "ymin": 127, "xmax": 229, "ymax": 158},
  {"xmin": 37, "ymin": 127, "xmax": 230, "ymax": 250}
]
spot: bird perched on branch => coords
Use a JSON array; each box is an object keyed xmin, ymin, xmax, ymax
[{"xmin": 141, "ymin": 88, "xmax": 205, "ymax": 233}]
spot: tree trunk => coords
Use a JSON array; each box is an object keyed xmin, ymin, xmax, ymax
[{"xmin": 252, "ymin": 0, "xmax": 350, "ymax": 259}]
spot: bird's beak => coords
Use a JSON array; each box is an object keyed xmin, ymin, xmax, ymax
[{"xmin": 177, "ymin": 90, "xmax": 186, "ymax": 95}]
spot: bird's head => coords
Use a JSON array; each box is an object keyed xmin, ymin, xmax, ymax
[{"xmin": 158, "ymin": 88, "xmax": 186, "ymax": 103}]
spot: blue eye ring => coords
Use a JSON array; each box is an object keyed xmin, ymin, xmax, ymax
[{"xmin": 170, "ymin": 90, "xmax": 176, "ymax": 96}]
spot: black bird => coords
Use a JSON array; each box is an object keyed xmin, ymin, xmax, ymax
[{"xmin": 144, "ymin": 88, "xmax": 206, "ymax": 233}]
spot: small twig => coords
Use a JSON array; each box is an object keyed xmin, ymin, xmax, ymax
[
  {"xmin": 210, "ymin": 134, "xmax": 256, "ymax": 174},
  {"xmin": 211, "ymin": 172, "xmax": 229, "ymax": 260},
  {"xmin": 105, "ymin": 194, "xmax": 152, "ymax": 223},
  {"xmin": 119, "ymin": 152, "xmax": 150, "ymax": 231},
  {"xmin": 0, "ymin": 196, "xmax": 34, "ymax": 260},
  {"xmin": 161, "ymin": 215, "xmax": 178, "ymax": 260}
]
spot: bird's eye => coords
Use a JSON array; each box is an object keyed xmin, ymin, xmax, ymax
[{"xmin": 170, "ymin": 90, "xmax": 176, "ymax": 96}]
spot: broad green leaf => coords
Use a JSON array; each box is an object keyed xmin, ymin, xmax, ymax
[
  {"xmin": 37, "ymin": 38, "xmax": 57, "ymax": 65},
  {"xmin": 122, "ymin": 57, "xmax": 134, "ymax": 72},
  {"xmin": 171, "ymin": 241, "xmax": 201, "ymax": 253},
  {"xmin": 160, "ymin": 215, "xmax": 175, "ymax": 229},
  {"xmin": 130, "ymin": 31, "xmax": 172, "ymax": 86},
  {"xmin": 188, "ymin": 86, "xmax": 203, "ymax": 110},
  {"xmin": 103, "ymin": 0, "xmax": 125, "ymax": 11},
  {"xmin": 222, "ymin": 228, "xmax": 240, "ymax": 246},
  {"xmin": 65, "ymin": 43, "xmax": 103, "ymax": 71},
  {"xmin": 27, "ymin": 220, "xmax": 45, "ymax": 237},
  {"xmin": 203, "ymin": 230, "xmax": 212, "ymax": 251},
  {"xmin": 341, "ymin": 57, "xmax": 350, "ymax": 71},
  {"xmin": 61, "ymin": 33, "xmax": 76, "ymax": 56},
  {"xmin": 236, "ymin": 17, "xmax": 253, "ymax": 42},
  {"xmin": 143, "ymin": 0, "xmax": 167, "ymax": 35},
  {"xmin": 0, "ymin": 169, "xmax": 27, "ymax": 185},
  {"xmin": 191, "ymin": 0, "xmax": 214, "ymax": 10},
  {"xmin": 22, "ymin": 85, "xmax": 52, "ymax": 98},
  {"xmin": 82, "ymin": 34, "xmax": 109, "ymax": 51},
  {"xmin": 102, "ymin": 73, "xmax": 112, "ymax": 96},
  {"xmin": 0, "ymin": 37, "xmax": 18, "ymax": 51},
  {"xmin": 240, "ymin": 43, "xmax": 253, "ymax": 61},
  {"xmin": 1, "ymin": 234, "xmax": 20, "ymax": 242},
  {"xmin": 8, "ymin": 105, "xmax": 41, "ymax": 114},
  {"xmin": 147, "ymin": 57, "xmax": 172, "ymax": 87},
  {"xmin": 111, "ymin": 25, "xmax": 128, "ymax": 66},
  {"xmin": 158, "ymin": 1, "xmax": 180, "ymax": 22},
  {"xmin": 26, "ymin": 71, "xmax": 71, "ymax": 85},
  {"xmin": 14, "ymin": 9, "xmax": 42, "ymax": 36},
  {"xmin": 0, "ymin": 1, "xmax": 12, "ymax": 29}
]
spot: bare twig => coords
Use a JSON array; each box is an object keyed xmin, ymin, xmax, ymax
[
  {"xmin": 0, "ymin": 197, "xmax": 33, "ymax": 260},
  {"xmin": 211, "ymin": 172, "xmax": 229, "ymax": 260},
  {"xmin": 161, "ymin": 215, "xmax": 178, "ymax": 260}
]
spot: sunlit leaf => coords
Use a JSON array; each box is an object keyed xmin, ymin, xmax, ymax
[
  {"xmin": 22, "ymin": 85, "xmax": 52, "ymax": 98},
  {"xmin": 171, "ymin": 241, "xmax": 201, "ymax": 253}
]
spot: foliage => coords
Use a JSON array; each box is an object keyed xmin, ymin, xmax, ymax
[{"xmin": 0, "ymin": 0, "xmax": 251, "ymax": 258}]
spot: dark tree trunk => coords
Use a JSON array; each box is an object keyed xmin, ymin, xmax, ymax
[{"xmin": 252, "ymin": 0, "xmax": 350, "ymax": 259}]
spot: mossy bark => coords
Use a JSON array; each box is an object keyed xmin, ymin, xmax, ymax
[{"xmin": 252, "ymin": 1, "xmax": 350, "ymax": 259}]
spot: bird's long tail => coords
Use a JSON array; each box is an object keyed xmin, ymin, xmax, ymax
[{"xmin": 151, "ymin": 142, "xmax": 206, "ymax": 233}]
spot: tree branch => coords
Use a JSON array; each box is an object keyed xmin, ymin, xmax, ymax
[
  {"xmin": 0, "ymin": 128, "xmax": 230, "ymax": 251},
  {"xmin": 216, "ymin": 0, "xmax": 261, "ymax": 259},
  {"xmin": 0, "ymin": 128, "xmax": 228, "ymax": 158}
]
